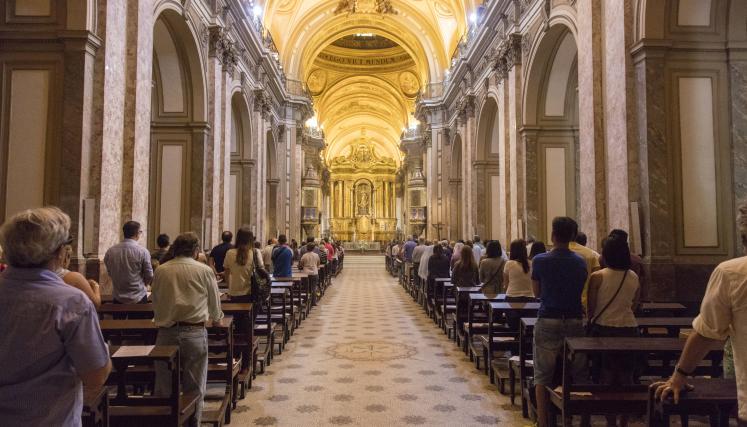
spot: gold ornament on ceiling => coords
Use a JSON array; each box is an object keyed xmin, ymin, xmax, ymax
[
  {"xmin": 333, "ymin": 0, "xmax": 398, "ymax": 16},
  {"xmin": 330, "ymin": 135, "xmax": 397, "ymax": 171},
  {"xmin": 399, "ymin": 71, "xmax": 420, "ymax": 97},
  {"xmin": 306, "ymin": 69, "xmax": 327, "ymax": 95}
]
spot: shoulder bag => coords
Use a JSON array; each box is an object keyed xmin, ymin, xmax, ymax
[{"xmin": 586, "ymin": 270, "xmax": 628, "ymax": 335}]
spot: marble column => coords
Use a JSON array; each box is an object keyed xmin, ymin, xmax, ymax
[
  {"xmin": 120, "ymin": 0, "xmax": 154, "ymax": 233},
  {"xmin": 89, "ymin": 0, "xmax": 129, "ymax": 255},
  {"xmin": 59, "ymin": 32, "xmax": 101, "ymax": 276},
  {"xmin": 633, "ymin": 45, "xmax": 675, "ymax": 300},
  {"xmin": 576, "ymin": 0, "xmax": 608, "ymax": 250}
]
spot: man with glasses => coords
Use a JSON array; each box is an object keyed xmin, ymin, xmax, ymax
[{"xmin": 104, "ymin": 220, "xmax": 154, "ymax": 304}]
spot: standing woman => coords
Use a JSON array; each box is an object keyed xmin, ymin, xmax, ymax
[
  {"xmin": 451, "ymin": 241, "xmax": 465, "ymax": 269},
  {"xmin": 479, "ymin": 240, "xmax": 506, "ymax": 297},
  {"xmin": 587, "ymin": 235, "xmax": 640, "ymax": 427},
  {"xmin": 503, "ymin": 239, "xmax": 535, "ymax": 300},
  {"xmin": 528, "ymin": 241, "xmax": 547, "ymax": 260},
  {"xmin": 451, "ymin": 245, "xmax": 479, "ymax": 287},
  {"xmin": 223, "ymin": 227, "xmax": 258, "ymax": 303}
]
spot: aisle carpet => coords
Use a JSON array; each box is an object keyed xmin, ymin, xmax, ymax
[{"xmin": 231, "ymin": 255, "xmax": 525, "ymax": 426}]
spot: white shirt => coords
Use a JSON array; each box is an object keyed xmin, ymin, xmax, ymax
[
  {"xmin": 504, "ymin": 260, "xmax": 534, "ymax": 298},
  {"xmin": 151, "ymin": 257, "xmax": 224, "ymax": 327},
  {"xmin": 591, "ymin": 268, "xmax": 639, "ymax": 327},
  {"xmin": 692, "ymin": 256, "xmax": 747, "ymax": 420},
  {"xmin": 299, "ymin": 251, "xmax": 320, "ymax": 275},
  {"xmin": 472, "ymin": 245, "xmax": 483, "ymax": 264},
  {"xmin": 418, "ymin": 245, "xmax": 434, "ymax": 280}
]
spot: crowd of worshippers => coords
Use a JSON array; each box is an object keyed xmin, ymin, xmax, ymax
[
  {"xmin": 0, "ymin": 205, "xmax": 343, "ymax": 426},
  {"xmin": 386, "ymin": 208, "xmax": 747, "ymax": 427}
]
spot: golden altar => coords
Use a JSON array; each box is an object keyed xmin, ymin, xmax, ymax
[{"xmin": 327, "ymin": 139, "xmax": 398, "ymax": 242}]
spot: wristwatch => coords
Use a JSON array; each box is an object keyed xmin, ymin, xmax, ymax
[{"xmin": 675, "ymin": 366, "xmax": 694, "ymax": 377}]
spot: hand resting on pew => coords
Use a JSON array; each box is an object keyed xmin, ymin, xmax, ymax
[{"xmin": 650, "ymin": 331, "xmax": 725, "ymax": 404}]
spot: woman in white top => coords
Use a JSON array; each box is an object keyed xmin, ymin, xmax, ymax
[
  {"xmin": 223, "ymin": 227, "xmax": 261, "ymax": 303},
  {"xmin": 502, "ymin": 239, "xmax": 535, "ymax": 299},
  {"xmin": 587, "ymin": 234, "xmax": 640, "ymax": 427}
]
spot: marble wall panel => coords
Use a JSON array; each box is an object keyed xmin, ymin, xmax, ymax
[
  {"xmin": 602, "ymin": 0, "xmax": 631, "ymax": 233},
  {"xmin": 121, "ymin": 0, "xmax": 153, "ymax": 237},
  {"xmin": 90, "ymin": 0, "xmax": 128, "ymax": 254},
  {"xmin": 730, "ymin": 60, "xmax": 747, "ymax": 252},
  {"xmin": 575, "ymin": 0, "xmax": 607, "ymax": 251}
]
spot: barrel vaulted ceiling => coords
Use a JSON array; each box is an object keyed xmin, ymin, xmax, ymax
[{"xmin": 260, "ymin": 0, "xmax": 478, "ymax": 166}]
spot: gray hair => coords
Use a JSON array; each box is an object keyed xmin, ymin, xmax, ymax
[{"xmin": 0, "ymin": 207, "xmax": 71, "ymax": 268}]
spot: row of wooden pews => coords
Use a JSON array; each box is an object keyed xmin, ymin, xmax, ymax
[
  {"xmin": 387, "ymin": 253, "xmax": 738, "ymax": 427},
  {"xmin": 84, "ymin": 263, "xmax": 334, "ymax": 427}
]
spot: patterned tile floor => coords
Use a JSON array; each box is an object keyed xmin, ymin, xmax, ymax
[{"xmin": 230, "ymin": 255, "xmax": 526, "ymax": 426}]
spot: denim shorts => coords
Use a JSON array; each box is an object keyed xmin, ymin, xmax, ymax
[{"xmin": 532, "ymin": 317, "xmax": 586, "ymax": 386}]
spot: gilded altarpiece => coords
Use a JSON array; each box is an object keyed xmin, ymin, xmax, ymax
[{"xmin": 328, "ymin": 140, "xmax": 398, "ymax": 242}]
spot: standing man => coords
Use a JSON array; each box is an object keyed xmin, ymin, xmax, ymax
[
  {"xmin": 568, "ymin": 224, "xmax": 601, "ymax": 307},
  {"xmin": 272, "ymin": 235, "xmax": 294, "ymax": 278},
  {"xmin": 152, "ymin": 232, "xmax": 224, "ymax": 427},
  {"xmin": 653, "ymin": 204, "xmax": 747, "ymax": 422},
  {"xmin": 531, "ymin": 217, "xmax": 589, "ymax": 427},
  {"xmin": 402, "ymin": 235, "xmax": 418, "ymax": 282},
  {"xmin": 208, "ymin": 231, "xmax": 234, "ymax": 278},
  {"xmin": 104, "ymin": 220, "xmax": 153, "ymax": 304},
  {"xmin": 323, "ymin": 238, "xmax": 336, "ymax": 275},
  {"xmin": 261, "ymin": 238, "xmax": 277, "ymax": 273},
  {"xmin": 0, "ymin": 207, "xmax": 112, "ymax": 426},
  {"xmin": 299, "ymin": 242, "xmax": 321, "ymax": 301},
  {"xmin": 412, "ymin": 238, "xmax": 426, "ymax": 272}
]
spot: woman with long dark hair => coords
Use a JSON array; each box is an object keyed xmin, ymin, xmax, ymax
[
  {"xmin": 587, "ymin": 235, "xmax": 640, "ymax": 427},
  {"xmin": 478, "ymin": 240, "xmax": 505, "ymax": 297},
  {"xmin": 223, "ymin": 227, "xmax": 259, "ymax": 302},
  {"xmin": 503, "ymin": 239, "xmax": 534, "ymax": 299},
  {"xmin": 528, "ymin": 241, "xmax": 547, "ymax": 260},
  {"xmin": 451, "ymin": 245, "xmax": 479, "ymax": 287}
]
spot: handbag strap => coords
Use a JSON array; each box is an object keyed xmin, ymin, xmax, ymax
[
  {"xmin": 482, "ymin": 259, "xmax": 504, "ymax": 287},
  {"xmin": 589, "ymin": 270, "xmax": 628, "ymax": 326}
]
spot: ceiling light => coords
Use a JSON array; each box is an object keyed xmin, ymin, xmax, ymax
[
  {"xmin": 469, "ymin": 12, "xmax": 477, "ymax": 24},
  {"xmin": 253, "ymin": 5, "xmax": 262, "ymax": 18}
]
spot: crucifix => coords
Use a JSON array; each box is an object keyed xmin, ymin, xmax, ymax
[{"xmin": 431, "ymin": 222, "xmax": 445, "ymax": 241}]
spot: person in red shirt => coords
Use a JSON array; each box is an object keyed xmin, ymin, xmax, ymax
[{"xmin": 323, "ymin": 238, "xmax": 336, "ymax": 276}]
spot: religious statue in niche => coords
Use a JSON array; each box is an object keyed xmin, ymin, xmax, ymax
[{"xmin": 356, "ymin": 183, "xmax": 371, "ymax": 215}]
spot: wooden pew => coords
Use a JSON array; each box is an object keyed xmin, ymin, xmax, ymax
[
  {"xmin": 484, "ymin": 302, "xmax": 540, "ymax": 386},
  {"xmin": 637, "ymin": 302, "xmax": 688, "ymax": 317},
  {"xmin": 547, "ymin": 337, "xmax": 724, "ymax": 426},
  {"xmin": 516, "ymin": 316, "xmax": 696, "ymax": 420},
  {"xmin": 647, "ymin": 378, "xmax": 737, "ymax": 426},
  {"xmin": 452, "ymin": 287, "xmax": 487, "ymax": 347},
  {"xmin": 109, "ymin": 345, "xmax": 199, "ymax": 427},
  {"xmin": 463, "ymin": 293, "xmax": 506, "ymax": 355}
]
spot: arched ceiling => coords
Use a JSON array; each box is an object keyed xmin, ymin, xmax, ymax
[{"xmin": 260, "ymin": 0, "xmax": 478, "ymax": 168}]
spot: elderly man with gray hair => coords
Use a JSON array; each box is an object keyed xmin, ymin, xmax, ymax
[
  {"xmin": 152, "ymin": 232, "xmax": 224, "ymax": 427},
  {"xmin": 0, "ymin": 207, "xmax": 111, "ymax": 426},
  {"xmin": 653, "ymin": 203, "xmax": 747, "ymax": 423}
]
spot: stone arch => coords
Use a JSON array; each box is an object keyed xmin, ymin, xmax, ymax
[
  {"xmin": 265, "ymin": 131, "xmax": 279, "ymax": 239},
  {"xmin": 228, "ymin": 91, "xmax": 254, "ymax": 233},
  {"xmin": 448, "ymin": 134, "xmax": 463, "ymax": 240},
  {"xmin": 522, "ymin": 24, "xmax": 579, "ymax": 242},
  {"xmin": 473, "ymin": 96, "xmax": 504, "ymax": 242},
  {"xmin": 148, "ymin": 8, "xmax": 209, "ymax": 247}
]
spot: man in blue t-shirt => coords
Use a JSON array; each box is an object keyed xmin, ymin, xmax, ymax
[
  {"xmin": 531, "ymin": 216, "xmax": 588, "ymax": 427},
  {"xmin": 272, "ymin": 234, "xmax": 293, "ymax": 278},
  {"xmin": 402, "ymin": 236, "xmax": 418, "ymax": 282}
]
